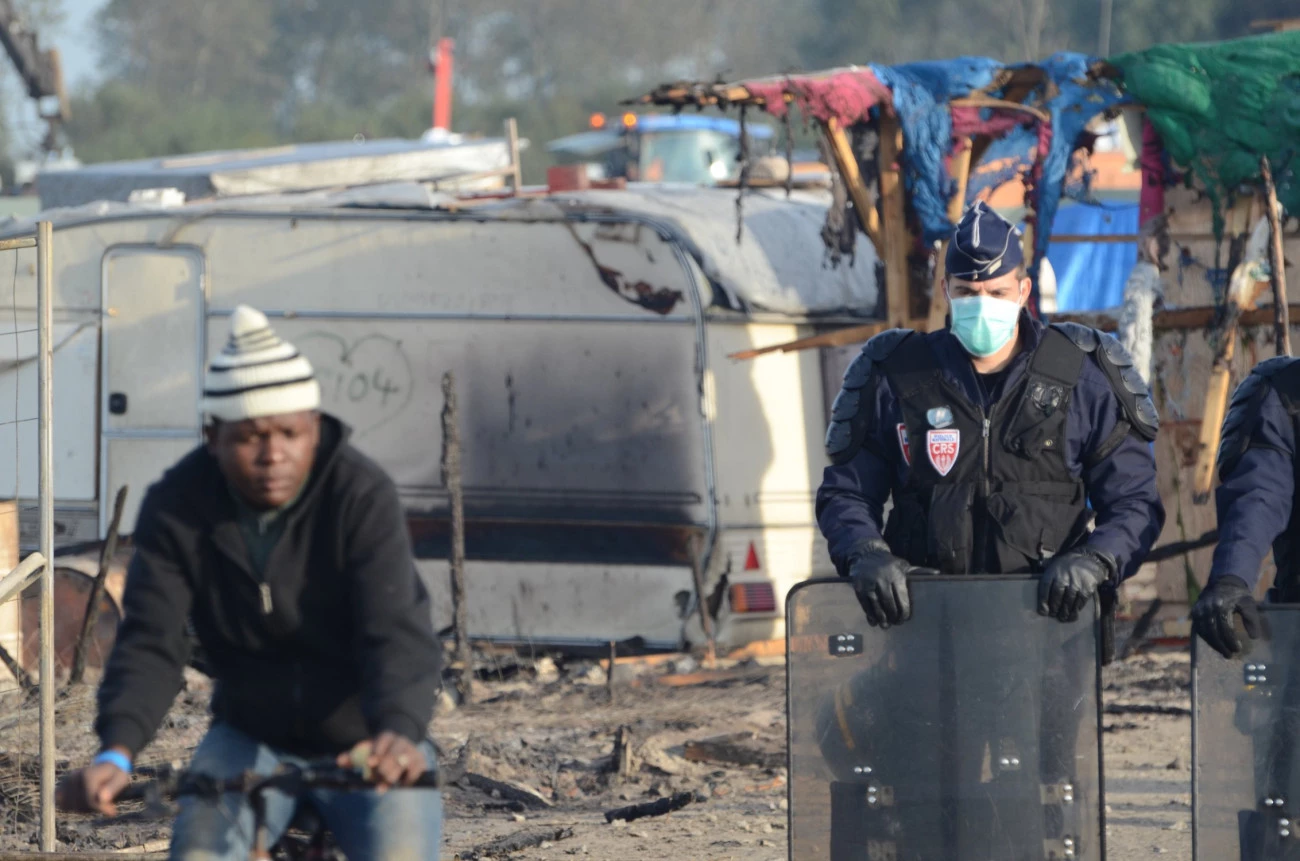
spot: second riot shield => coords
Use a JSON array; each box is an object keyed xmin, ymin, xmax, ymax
[
  {"xmin": 1194, "ymin": 605, "xmax": 1300, "ymax": 860},
  {"xmin": 786, "ymin": 576, "xmax": 1104, "ymax": 861}
]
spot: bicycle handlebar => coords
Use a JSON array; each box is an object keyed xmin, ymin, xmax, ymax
[{"xmin": 116, "ymin": 758, "xmax": 437, "ymax": 805}]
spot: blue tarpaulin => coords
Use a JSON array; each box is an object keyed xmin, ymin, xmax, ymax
[
  {"xmin": 1046, "ymin": 202, "xmax": 1139, "ymax": 312},
  {"xmin": 867, "ymin": 53, "xmax": 1129, "ymax": 312}
]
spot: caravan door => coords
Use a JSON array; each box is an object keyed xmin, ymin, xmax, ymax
[{"xmin": 100, "ymin": 248, "xmax": 205, "ymax": 535}]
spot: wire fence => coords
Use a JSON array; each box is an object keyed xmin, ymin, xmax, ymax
[
  {"xmin": 0, "ymin": 247, "xmax": 42, "ymax": 529},
  {"xmin": 0, "ymin": 231, "xmax": 58, "ymax": 852}
]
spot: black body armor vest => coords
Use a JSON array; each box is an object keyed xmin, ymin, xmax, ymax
[
  {"xmin": 824, "ymin": 321, "xmax": 1159, "ymax": 575},
  {"xmin": 880, "ymin": 328, "xmax": 1097, "ymax": 574}
]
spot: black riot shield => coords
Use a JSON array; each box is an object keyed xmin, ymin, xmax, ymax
[
  {"xmin": 786, "ymin": 576, "xmax": 1104, "ymax": 861},
  {"xmin": 1193, "ymin": 606, "xmax": 1300, "ymax": 861}
]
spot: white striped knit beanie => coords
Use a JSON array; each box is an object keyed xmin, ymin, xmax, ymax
[{"xmin": 201, "ymin": 305, "xmax": 320, "ymax": 422}]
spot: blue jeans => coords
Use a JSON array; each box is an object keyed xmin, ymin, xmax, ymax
[{"xmin": 169, "ymin": 722, "xmax": 442, "ymax": 861}]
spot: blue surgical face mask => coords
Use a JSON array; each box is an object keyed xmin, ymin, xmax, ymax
[{"xmin": 948, "ymin": 293, "xmax": 1023, "ymax": 357}]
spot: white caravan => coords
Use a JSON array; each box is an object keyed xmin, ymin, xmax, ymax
[{"xmin": 0, "ymin": 182, "xmax": 878, "ymax": 652}]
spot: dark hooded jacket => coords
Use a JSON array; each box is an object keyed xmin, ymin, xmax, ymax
[{"xmin": 95, "ymin": 415, "xmax": 441, "ymax": 758}]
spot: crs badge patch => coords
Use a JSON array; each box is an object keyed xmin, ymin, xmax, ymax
[
  {"xmin": 896, "ymin": 423, "xmax": 911, "ymax": 465},
  {"xmin": 926, "ymin": 429, "xmax": 960, "ymax": 476}
]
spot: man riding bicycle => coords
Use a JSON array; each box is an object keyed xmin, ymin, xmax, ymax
[{"xmin": 62, "ymin": 306, "xmax": 443, "ymax": 860}]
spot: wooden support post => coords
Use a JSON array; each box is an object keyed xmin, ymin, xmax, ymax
[
  {"xmin": 0, "ymin": 640, "xmax": 29, "ymax": 691},
  {"xmin": 505, "ymin": 118, "xmax": 522, "ymax": 193},
  {"xmin": 1192, "ymin": 322, "xmax": 1238, "ymax": 504},
  {"xmin": 928, "ymin": 138, "xmax": 973, "ymax": 332},
  {"xmin": 1262, "ymin": 156, "xmax": 1292, "ymax": 357},
  {"xmin": 878, "ymin": 114, "xmax": 910, "ymax": 330},
  {"xmin": 821, "ymin": 118, "xmax": 881, "ymax": 251},
  {"xmin": 688, "ymin": 533, "xmax": 716, "ymax": 667},
  {"xmin": 727, "ymin": 321, "xmax": 893, "ymax": 360},
  {"xmin": 0, "ymin": 543, "xmax": 41, "ymax": 689},
  {"xmin": 441, "ymin": 372, "xmax": 471, "ymax": 702},
  {"xmin": 1193, "ymin": 196, "xmax": 1264, "ymax": 504},
  {"xmin": 606, "ymin": 640, "xmax": 616, "ymax": 702},
  {"xmin": 69, "ymin": 485, "xmax": 127, "ymax": 686},
  {"xmin": 0, "ymin": 499, "xmax": 26, "ymax": 692}
]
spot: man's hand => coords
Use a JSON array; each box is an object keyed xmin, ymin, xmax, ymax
[
  {"xmin": 1038, "ymin": 549, "xmax": 1115, "ymax": 623},
  {"xmin": 847, "ymin": 540, "xmax": 935, "ymax": 628},
  {"xmin": 56, "ymin": 752, "xmax": 132, "ymax": 816},
  {"xmin": 339, "ymin": 732, "xmax": 427, "ymax": 792},
  {"xmin": 1191, "ymin": 575, "xmax": 1262, "ymax": 659}
]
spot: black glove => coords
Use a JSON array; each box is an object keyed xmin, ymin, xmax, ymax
[
  {"xmin": 846, "ymin": 540, "xmax": 935, "ymax": 628},
  {"xmin": 1038, "ymin": 548, "xmax": 1115, "ymax": 623},
  {"xmin": 1191, "ymin": 575, "xmax": 1262, "ymax": 659}
]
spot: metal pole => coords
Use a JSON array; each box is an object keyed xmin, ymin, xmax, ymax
[
  {"xmin": 432, "ymin": 37, "xmax": 454, "ymax": 132},
  {"xmin": 1098, "ymin": 0, "xmax": 1113, "ymax": 56},
  {"xmin": 36, "ymin": 219, "xmax": 55, "ymax": 851}
]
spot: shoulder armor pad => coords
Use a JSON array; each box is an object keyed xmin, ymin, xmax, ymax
[
  {"xmin": 824, "ymin": 418, "xmax": 861, "ymax": 465},
  {"xmin": 1251, "ymin": 355, "xmax": 1300, "ymax": 379},
  {"xmin": 865, "ymin": 327, "xmax": 913, "ymax": 362},
  {"xmin": 826, "ymin": 358, "xmax": 874, "ymax": 465},
  {"xmin": 826, "ymin": 329, "xmax": 912, "ymax": 464},
  {"xmin": 1050, "ymin": 322, "xmax": 1101, "ymax": 353},
  {"xmin": 841, "ymin": 350, "xmax": 874, "ymax": 391},
  {"xmin": 825, "ymin": 404, "xmax": 872, "ymax": 465},
  {"xmin": 1091, "ymin": 332, "xmax": 1159, "ymax": 441},
  {"xmin": 1218, "ymin": 372, "xmax": 1274, "ymax": 477},
  {"xmin": 830, "ymin": 386, "xmax": 862, "ymax": 422},
  {"xmin": 1099, "ymin": 332, "xmax": 1135, "ymax": 369},
  {"xmin": 1252, "ymin": 356, "xmax": 1300, "ymax": 415}
]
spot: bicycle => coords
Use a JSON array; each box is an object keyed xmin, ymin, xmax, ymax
[{"xmin": 63, "ymin": 757, "xmax": 439, "ymax": 861}]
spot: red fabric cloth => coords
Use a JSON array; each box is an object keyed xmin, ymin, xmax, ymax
[
  {"xmin": 746, "ymin": 70, "xmax": 892, "ymax": 126},
  {"xmin": 1139, "ymin": 116, "xmax": 1167, "ymax": 228},
  {"xmin": 949, "ymin": 106, "xmax": 1030, "ymax": 142}
]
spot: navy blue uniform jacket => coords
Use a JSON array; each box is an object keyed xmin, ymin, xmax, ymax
[
  {"xmin": 1211, "ymin": 386, "xmax": 1294, "ymax": 590},
  {"xmin": 816, "ymin": 317, "xmax": 1166, "ymax": 579}
]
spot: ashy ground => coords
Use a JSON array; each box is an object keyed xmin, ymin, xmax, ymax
[{"xmin": 0, "ymin": 649, "xmax": 1195, "ymax": 859}]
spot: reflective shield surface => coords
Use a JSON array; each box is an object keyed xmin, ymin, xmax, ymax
[
  {"xmin": 1193, "ymin": 606, "xmax": 1300, "ymax": 861},
  {"xmin": 786, "ymin": 576, "xmax": 1103, "ymax": 860}
]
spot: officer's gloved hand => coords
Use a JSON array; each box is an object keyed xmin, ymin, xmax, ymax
[
  {"xmin": 1191, "ymin": 575, "xmax": 1262, "ymax": 659},
  {"xmin": 846, "ymin": 540, "xmax": 936, "ymax": 628},
  {"xmin": 1038, "ymin": 548, "xmax": 1116, "ymax": 623}
]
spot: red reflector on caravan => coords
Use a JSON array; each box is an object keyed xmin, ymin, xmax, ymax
[
  {"xmin": 730, "ymin": 582, "xmax": 777, "ymax": 614},
  {"xmin": 744, "ymin": 542, "xmax": 761, "ymax": 571}
]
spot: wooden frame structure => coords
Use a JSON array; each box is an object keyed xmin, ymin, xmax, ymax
[{"xmin": 628, "ymin": 73, "xmax": 1056, "ymax": 334}]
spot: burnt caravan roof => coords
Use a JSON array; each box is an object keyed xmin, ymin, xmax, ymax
[
  {"xmin": 6, "ymin": 181, "xmax": 879, "ymax": 318},
  {"xmin": 36, "ymin": 137, "xmax": 512, "ymax": 210}
]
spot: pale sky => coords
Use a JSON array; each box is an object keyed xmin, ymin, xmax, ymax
[{"xmin": 58, "ymin": 0, "xmax": 106, "ymax": 88}]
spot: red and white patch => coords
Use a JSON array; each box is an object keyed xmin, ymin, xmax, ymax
[
  {"xmin": 926, "ymin": 430, "xmax": 960, "ymax": 477},
  {"xmin": 896, "ymin": 423, "xmax": 911, "ymax": 465}
]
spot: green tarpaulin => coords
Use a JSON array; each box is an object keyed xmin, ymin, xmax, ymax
[{"xmin": 1111, "ymin": 31, "xmax": 1300, "ymax": 236}]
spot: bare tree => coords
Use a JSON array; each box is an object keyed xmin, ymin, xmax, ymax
[{"xmin": 1009, "ymin": 0, "xmax": 1051, "ymax": 61}]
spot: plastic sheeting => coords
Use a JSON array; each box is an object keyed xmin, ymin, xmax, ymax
[
  {"xmin": 1112, "ymin": 30, "xmax": 1300, "ymax": 236},
  {"xmin": 1045, "ymin": 202, "xmax": 1138, "ymax": 312},
  {"xmin": 872, "ymin": 59, "xmax": 1003, "ymax": 243},
  {"xmin": 868, "ymin": 53, "xmax": 1126, "ymax": 261},
  {"xmin": 725, "ymin": 56, "xmax": 1129, "ymax": 312}
]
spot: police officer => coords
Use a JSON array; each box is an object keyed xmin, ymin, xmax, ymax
[
  {"xmin": 1190, "ymin": 357, "xmax": 1300, "ymax": 657},
  {"xmin": 818, "ymin": 202, "xmax": 1166, "ymax": 625}
]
